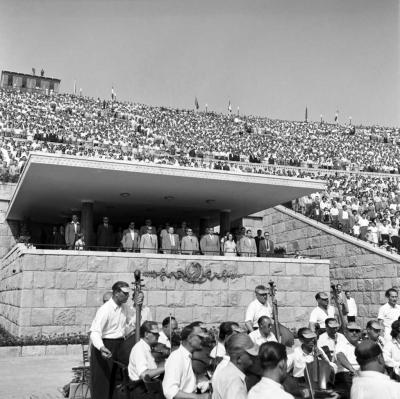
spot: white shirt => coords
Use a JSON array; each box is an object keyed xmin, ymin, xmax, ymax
[
  {"xmin": 378, "ymin": 303, "xmax": 400, "ymax": 339},
  {"xmin": 317, "ymin": 332, "xmax": 348, "ymax": 363},
  {"xmin": 383, "ymin": 339, "xmax": 400, "ymax": 373},
  {"xmin": 248, "ymin": 329, "xmax": 278, "ymax": 346},
  {"xmin": 287, "ymin": 346, "xmax": 314, "ymax": 378},
  {"xmin": 158, "ymin": 330, "xmax": 171, "ymax": 349},
  {"xmin": 210, "ymin": 341, "xmax": 226, "ymax": 359},
  {"xmin": 245, "ymin": 299, "xmax": 273, "ymax": 328},
  {"xmin": 309, "ymin": 305, "xmax": 335, "ymax": 326},
  {"xmin": 347, "ymin": 297, "xmax": 357, "ymax": 317},
  {"xmin": 129, "ymin": 229, "xmax": 135, "ymax": 240},
  {"xmin": 248, "ymin": 377, "xmax": 294, "ymax": 399},
  {"xmin": 351, "ymin": 370, "xmax": 400, "ymax": 399},
  {"xmin": 128, "ymin": 339, "xmax": 157, "ymax": 381},
  {"xmin": 335, "ymin": 339, "xmax": 359, "ymax": 373},
  {"xmin": 162, "ymin": 345, "xmax": 196, "ymax": 399},
  {"xmin": 90, "ymin": 298, "xmax": 131, "ymax": 350},
  {"xmin": 212, "ymin": 361, "xmax": 247, "ymax": 399}
]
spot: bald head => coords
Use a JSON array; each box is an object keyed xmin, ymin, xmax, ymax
[{"xmin": 355, "ymin": 340, "xmax": 384, "ymax": 372}]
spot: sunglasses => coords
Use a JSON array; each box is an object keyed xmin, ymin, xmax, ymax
[
  {"xmin": 119, "ymin": 290, "xmax": 130, "ymax": 296},
  {"xmin": 348, "ymin": 329, "xmax": 360, "ymax": 333}
]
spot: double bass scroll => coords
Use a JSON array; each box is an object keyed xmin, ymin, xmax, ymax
[
  {"xmin": 268, "ymin": 280, "xmax": 295, "ymax": 347},
  {"xmin": 132, "ymin": 269, "xmax": 145, "ymax": 344}
]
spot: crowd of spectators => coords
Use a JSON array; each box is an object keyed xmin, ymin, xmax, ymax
[
  {"xmin": 2, "ymin": 88, "xmax": 400, "ymax": 253},
  {"xmin": 293, "ymin": 173, "xmax": 400, "ymax": 253}
]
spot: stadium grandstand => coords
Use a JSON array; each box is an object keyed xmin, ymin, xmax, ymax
[{"xmin": 1, "ymin": 87, "xmax": 400, "ymax": 253}]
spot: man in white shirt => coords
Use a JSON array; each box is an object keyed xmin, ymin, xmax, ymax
[
  {"xmin": 249, "ymin": 316, "xmax": 277, "ymax": 345},
  {"xmin": 335, "ymin": 322, "xmax": 361, "ymax": 394},
  {"xmin": 345, "ymin": 291, "xmax": 357, "ymax": 323},
  {"xmin": 210, "ymin": 321, "xmax": 241, "ymax": 360},
  {"xmin": 378, "ymin": 288, "xmax": 400, "ymax": 341},
  {"xmin": 158, "ymin": 316, "xmax": 178, "ymax": 349},
  {"xmin": 248, "ymin": 342, "xmax": 294, "ymax": 399},
  {"xmin": 212, "ymin": 333, "xmax": 258, "ymax": 399},
  {"xmin": 309, "ymin": 292, "xmax": 336, "ymax": 333},
  {"xmin": 288, "ymin": 327, "xmax": 336, "ymax": 385},
  {"xmin": 162, "ymin": 324, "xmax": 210, "ymax": 399},
  {"xmin": 128, "ymin": 321, "xmax": 165, "ymax": 398},
  {"xmin": 317, "ymin": 318, "xmax": 348, "ymax": 362},
  {"xmin": 89, "ymin": 281, "xmax": 132, "ymax": 399},
  {"xmin": 245, "ymin": 285, "xmax": 273, "ymax": 332},
  {"xmin": 366, "ymin": 320, "xmax": 385, "ymax": 350},
  {"xmin": 351, "ymin": 340, "xmax": 400, "ymax": 399},
  {"xmin": 181, "ymin": 228, "xmax": 200, "ymax": 255}
]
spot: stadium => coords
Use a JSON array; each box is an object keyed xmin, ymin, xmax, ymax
[{"xmin": 1, "ymin": 0, "xmax": 399, "ymax": 398}]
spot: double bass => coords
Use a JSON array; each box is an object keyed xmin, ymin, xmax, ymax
[
  {"xmin": 331, "ymin": 283, "xmax": 346, "ymax": 333},
  {"xmin": 268, "ymin": 280, "xmax": 295, "ymax": 347}
]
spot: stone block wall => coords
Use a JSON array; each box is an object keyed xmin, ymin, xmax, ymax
[
  {"xmin": 263, "ymin": 205, "xmax": 400, "ymax": 327},
  {"xmin": 0, "ymin": 184, "xmax": 18, "ymax": 258},
  {"xmin": 0, "ymin": 246, "xmax": 330, "ymax": 336}
]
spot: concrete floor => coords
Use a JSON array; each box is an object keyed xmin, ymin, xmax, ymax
[{"xmin": 0, "ymin": 354, "xmax": 81, "ymax": 399}]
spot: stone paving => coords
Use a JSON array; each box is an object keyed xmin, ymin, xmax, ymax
[{"xmin": 0, "ymin": 354, "xmax": 81, "ymax": 399}]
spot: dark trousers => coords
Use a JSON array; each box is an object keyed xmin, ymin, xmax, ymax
[{"xmin": 90, "ymin": 338, "xmax": 124, "ymax": 399}]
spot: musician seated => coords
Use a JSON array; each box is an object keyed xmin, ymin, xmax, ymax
[
  {"xmin": 334, "ymin": 322, "xmax": 361, "ymax": 398},
  {"xmin": 351, "ymin": 340, "xmax": 400, "ymax": 399},
  {"xmin": 159, "ymin": 316, "xmax": 179, "ymax": 349},
  {"xmin": 383, "ymin": 320, "xmax": 400, "ymax": 379},
  {"xmin": 317, "ymin": 318, "xmax": 348, "ymax": 362},
  {"xmin": 212, "ymin": 333, "xmax": 259, "ymax": 399},
  {"xmin": 162, "ymin": 324, "xmax": 210, "ymax": 399},
  {"xmin": 249, "ymin": 316, "xmax": 277, "ymax": 346},
  {"xmin": 248, "ymin": 342, "xmax": 294, "ymax": 399},
  {"xmin": 210, "ymin": 321, "xmax": 240, "ymax": 362},
  {"xmin": 287, "ymin": 327, "xmax": 337, "ymax": 385},
  {"xmin": 365, "ymin": 320, "xmax": 385, "ymax": 350},
  {"xmin": 128, "ymin": 321, "xmax": 165, "ymax": 399}
]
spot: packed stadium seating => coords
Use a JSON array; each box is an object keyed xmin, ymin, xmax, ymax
[{"xmin": 2, "ymin": 88, "xmax": 400, "ymax": 252}]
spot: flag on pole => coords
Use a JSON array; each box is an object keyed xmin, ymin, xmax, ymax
[
  {"xmin": 195, "ymin": 97, "xmax": 199, "ymax": 110},
  {"xmin": 228, "ymin": 100, "xmax": 232, "ymax": 113},
  {"xmin": 111, "ymin": 86, "xmax": 116, "ymax": 101},
  {"xmin": 73, "ymin": 80, "xmax": 77, "ymax": 95},
  {"xmin": 334, "ymin": 110, "xmax": 339, "ymax": 123},
  {"xmin": 305, "ymin": 106, "xmax": 308, "ymax": 122}
]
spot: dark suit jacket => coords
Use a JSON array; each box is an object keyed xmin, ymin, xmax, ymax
[
  {"xmin": 254, "ymin": 236, "xmax": 264, "ymax": 255},
  {"xmin": 97, "ymin": 224, "xmax": 114, "ymax": 248},
  {"xmin": 259, "ymin": 239, "xmax": 275, "ymax": 257}
]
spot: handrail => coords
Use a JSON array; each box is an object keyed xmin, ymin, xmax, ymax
[{"xmin": 1, "ymin": 134, "xmax": 400, "ymax": 179}]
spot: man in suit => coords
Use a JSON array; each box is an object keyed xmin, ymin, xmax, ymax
[
  {"xmin": 162, "ymin": 226, "xmax": 180, "ymax": 254},
  {"xmin": 176, "ymin": 221, "xmax": 188, "ymax": 240},
  {"xmin": 121, "ymin": 221, "xmax": 140, "ymax": 252},
  {"xmin": 181, "ymin": 228, "xmax": 199, "ymax": 255},
  {"xmin": 200, "ymin": 227, "xmax": 220, "ymax": 255},
  {"xmin": 139, "ymin": 226, "xmax": 158, "ymax": 254},
  {"xmin": 65, "ymin": 214, "xmax": 80, "ymax": 249},
  {"xmin": 139, "ymin": 219, "xmax": 156, "ymax": 236},
  {"xmin": 259, "ymin": 231, "xmax": 275, "ymax": 257},
  {"xmin": 254, "ymin": 229, "xmax": 264, "ymax": 257},
  {"xmin": 238, "ymin": 229, "xmax": 257, "ymax": 257},
  {"xmin": 96, "ymin": 216, "xmax": 114, "ymax": 251}
]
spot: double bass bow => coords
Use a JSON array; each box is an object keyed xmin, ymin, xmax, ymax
[{"xmin": 268, "ymin": 280, "xmax": 295, "ymax": 347}]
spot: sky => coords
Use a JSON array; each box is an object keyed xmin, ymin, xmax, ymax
[{"xmin": 0, "ymin": 0, "xmax": 399, "ymax": 126}]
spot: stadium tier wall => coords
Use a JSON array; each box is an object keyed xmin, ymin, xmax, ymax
[
  {"xmin": 0, "ymin": 246, "xmax": 330, "ymax": 336},
  {"xmin": 265, "ymin": 205, "xmax": 400, "ymax": 328}
]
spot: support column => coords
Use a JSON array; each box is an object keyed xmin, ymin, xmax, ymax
[
  {"xmin": 219, "ymin": 209, "xmax": 231, "ymax": 236},
  {"xmin": 81, "ymin": 200, "xmax": 94, "ymax": 248}
]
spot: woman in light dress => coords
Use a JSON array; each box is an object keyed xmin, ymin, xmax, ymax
[{"xmin": 223, "ymin": 233, "xmax": 237, "ymax": 256}]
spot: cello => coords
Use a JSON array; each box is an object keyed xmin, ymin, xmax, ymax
[{"xmin": 268, "ymin": 280, "xmax": 295, "ymax": 347}]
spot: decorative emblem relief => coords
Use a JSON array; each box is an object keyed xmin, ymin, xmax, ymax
[{"xmin": 143, "ymin": 262, "xmax": 243, "ymax": 284}]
